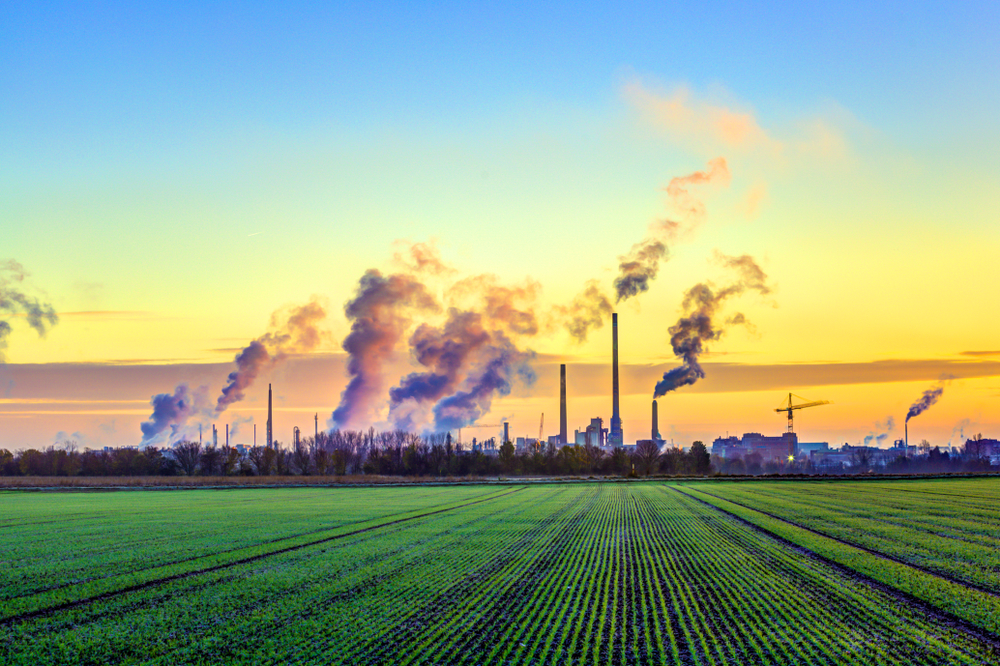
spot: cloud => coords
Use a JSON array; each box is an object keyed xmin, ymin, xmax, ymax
[
  {"xmin": 623, "ymin": 78, "xmax": 848, "ymax": 161},
  {"xmin": 624, "ymin": 80, "xmax": 782, "ymax": 154}
]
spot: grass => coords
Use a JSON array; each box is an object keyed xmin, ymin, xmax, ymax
[{"xmin": 2, "ymin": 481, "xmax": 999, "ymax": 664}]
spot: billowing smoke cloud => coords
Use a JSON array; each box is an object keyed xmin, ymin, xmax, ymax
[
  {"xmin": 906, "ymin": 378, "xmax": 952, "ymax": 422},
  {"xmin": 0, "ymin": 260, "xmax": 59, "ymax": 360},
  {"xmin": 653, "ymin": 253, "xmax": 771, "ymax": 398},
  {"xmin": 610, "ymin": 158, "xmax": 730, "ymax": 305},
  {"xmin": 559, "ymin": 280, "xmax": 613, "ymax": 342},
  {"xmin": 140, "ymin": 384, "xmax": 210, "ymax": 444},
  {"xmin": 330, "ymin": 270, "xmax": 439, "ymax": 429},
  {"xmin": 431, "ymin": 333, "xmax": 536, "ymax": 432},
  {"xmin": 386, "ymin": 305, "xmax": 537, "ymax": 432},
  {"xmin": 216, "ymin": 298, "xmax": 328, "ymax": 413},
  {"xmin": 388, "ymin": 310, "xmax": 491, "ymax": 428}
]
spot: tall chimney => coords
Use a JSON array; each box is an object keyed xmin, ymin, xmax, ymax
[
  {"xmin": 226, "ymin": 423, "xmax": 229, "ymax": 448},
  {"xmin": 267, "ymin": 383, "xmax": 273, "ymax": 449},
  {"xmin": 609, "ymin": 313, "xmax": 623, "ymax": 446},
  {"xmin": 652, "ymin": 400, "xmax": 659, "ymax": 441},
  {"xmin": 212, "ymin": 424, "xmax": 217, "ymax": 447},
  {"xmin": 560, "ymin": 364, "xmax": 567, "ymax": 444},
  {"xmin": 503, "ymin": 422, "xmax": 509, "ymax": 444}
]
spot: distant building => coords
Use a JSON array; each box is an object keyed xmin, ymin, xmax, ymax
[
  {"xmin": 585, "ymin": 418, "xmax": 607, "ymax": 448},
  {"xmin": 965, "ymin": 437, "xmax": 1000, "ymax": 464},
  {"xmin": 712, "ymin": 432, "xmax": 798, "ymax": 462}
]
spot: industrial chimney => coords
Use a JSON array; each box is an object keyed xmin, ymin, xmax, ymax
[
  {"xmin": 609, "ymin": 313, "xmax": 624, "ymax": 446},
  {"xmin": 503, "ymin": 421, "xmax": 509, "ymax": 444},
  {"xmin": 652, "ymin": 400, "xmax": 660, "ymax": 441},
  {"xmin": 560, "ymin": 364, "xmax": 567, "ymax": 445},
  {"xmin": 266, "ymin": 383, "xmax": 273, "ymax": 449}
]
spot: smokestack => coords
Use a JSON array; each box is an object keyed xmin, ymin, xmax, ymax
[
  {"xmin": 503, "ymin": 422, "xmax": 509, "ymax": 444},
  {"xmin": 226, "ymin": 423, "xmax": 229, "ymax": 448},
  {"xmin": 254, "ymin": 423, "xmax": 256, "ymax": 447},
  {"xmin": 905, "ymin": 420, "xmax": 908, "ymax": 453},
  {"xmin": 652, "ymin": 400, "xmax": 659, "ymax": 441},
  {"xmin": 560, "ymin": 364, "xmax": 567, "ymax": 444},
  {"xmin": 314, "ymin": 413, "xmax": 318, "ymax": 443},
  {"xmin": 609, "ymin": 313, "xmax": 623, "ymax": 446},
  {"xmin": 267, "ymin": 383, "xmax": 273, "ymax": 449},
  {"xmin": 213, "ymin": 425, "xmax": 217, "ymax": 448}
]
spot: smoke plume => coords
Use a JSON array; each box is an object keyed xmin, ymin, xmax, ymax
[
  {"xmin": 653, "ymin": 253, "xmax": 770, "ymax": 398},
  {"xmin": 448, "ymin": 275, "xmax": 540, "ymax": 336},
  {"xmin": 216, "ymin": 298, "xmax": 328, "ymax": 413},
  {"xmin": 559, "ymin": 280, "xmax": 613, "ymax": 342},
  {"xmin": 864, "ymin": 416, "xmax": 895, "ymax": 447},
  {"xmin": 431, "ymin": 333, "xmax": 536, "ymax": 432},
  {"xmin": 906, "ymin": 378, "xmax": 952, "ymax": 422},
  {"xmin": 0, "ymin": 260, "xmax": 59, "ymax": 360},
  {"xmin": 140, "ymin": 384, "xmax": 210, "ymax": 444},
  {"xmin": 612, "ymin": 158, "xmax": 730, "ymax": 304},
  {"xmin": 387, "ymin": 272, "xmax": 540, "ymax": 432},
  {"xmin": 614, "ymin": 240, "xmax": 667, "ymax": 303},
  {"xmin": 330, "ymin": 270, "xmax": 439, "ymax": 429},
  {"xmin": 388, "ymin": 309, "xmax": 491, "ymax": 429}
]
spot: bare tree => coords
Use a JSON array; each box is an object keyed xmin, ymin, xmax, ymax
[
  {"xmin": 633, "ymin": 440, "xmax": 661, "ymax": 476},
  {"xmin": 173, "ymin": 441, "xmax": 201, "ymax": 476}
]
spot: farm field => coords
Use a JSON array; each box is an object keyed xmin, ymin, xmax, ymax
[{"xmin": 2, "ymin": 481, "xmax": 999, "ymax": 665}]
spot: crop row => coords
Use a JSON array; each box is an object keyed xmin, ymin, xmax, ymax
[
  {"xmin": 678, "ymin": 484, "xmax": 1000, "ymax": 638},
  {"xmin": 693, "ymin": 479, "xmax": 1000, "ymax": 593},
  {"xmin": 3, "ymin": 482, "xmax": 999, "ymax": 664}
]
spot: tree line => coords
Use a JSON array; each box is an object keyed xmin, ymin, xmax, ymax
[{"xmin": 0, "ymin": 431, "xmax": 712, "ymax": 478}]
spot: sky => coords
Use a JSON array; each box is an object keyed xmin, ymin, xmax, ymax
[{"xmin": 2, "ymin": 1, "xmax": 999, "ymax": 451}]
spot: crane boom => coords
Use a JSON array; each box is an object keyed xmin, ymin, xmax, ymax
[{"xmin": 774, "ymin": 393, "xmax": 831, "ymax": 434}]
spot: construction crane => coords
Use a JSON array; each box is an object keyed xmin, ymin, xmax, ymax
[
  {"xmin": 457, "ymin": 423, "xmax": 503, "ymax": 446},
  {"xmin": 775, "ymin": 393, "xmax": 830, "ymax": 434}
]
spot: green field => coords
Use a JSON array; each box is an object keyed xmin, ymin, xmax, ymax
[{"xmin": 2, "ymin": 480, "xmax": 999, "ymax": 665}]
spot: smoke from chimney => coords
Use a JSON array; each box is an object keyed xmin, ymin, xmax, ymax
[
  {"xmin": 611, "ymin": 158, "xmax": 730, "ymax": 305},
  {"xmin": 906, "ymin": 378, "xmax": 953, "ymax": 423},
  {"xmin": 216, "ymin": 298, "xmax": 328, "ymax": 414},
  {"xmin": 140, "ymin": 384, "xmax": 210, "ymax": 444},
  {"xmin": 653, "ymin": 253, "xmax": 771, "ymax": 398},
  {"xmin": 0, "ymin": 260, "xmax": 59, "ymax": 360},
  {"xmin": 330, "ymin": 270, "xmax": 439, "ymax": 430}
]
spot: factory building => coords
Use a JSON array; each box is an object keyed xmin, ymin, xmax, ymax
[{"xmin": 712, "ymin": 432, "xmax": 800, "ymax": 462}]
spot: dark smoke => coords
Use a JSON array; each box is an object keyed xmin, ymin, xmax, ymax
[
  {"xmin": 560, "ymin": 281, "xmax": 613, "ymax": 342},
  {"xmin": 331, "ymin": 270, "xmax": 438, "ymax": 429},
  {"xmin": 614, "ymin": 240, "xmax": 667, "ymax": 302},
  {"xmin": 653, "ymin": 254, "xmax": 771, "ymax": 398},
  {"xmin": 388, "ymin": 309, "xmax": 491, "ymax": 430},
  {"xmin": 906, "ymin": 378, "xmax": 952, "ymax": 422},
  {"xmin": 0, "ymin": 260, "xmax": 59, "ymax": 360},
  {"xmin": 611, "ymin": 158, "xmax": 730, "ymax": 307},
  {"xmin": 431, "ymin": 333, "xmax": 536, "ymax": 432},
  {"xmin": 216, "ymin": 298, "xmax": 328, "ymax": 413},
  {"xmin": 387, "ymin": 274, "xmax": 541, "ymax": 432},
  {"xmin": 140, "ymin": 384, "xmax": 208, "ymax": 444}
]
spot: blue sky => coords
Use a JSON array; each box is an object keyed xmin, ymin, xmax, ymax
[{"xmin": 2, "ymin": 1, "xmax": 999, "ymax": 448}]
